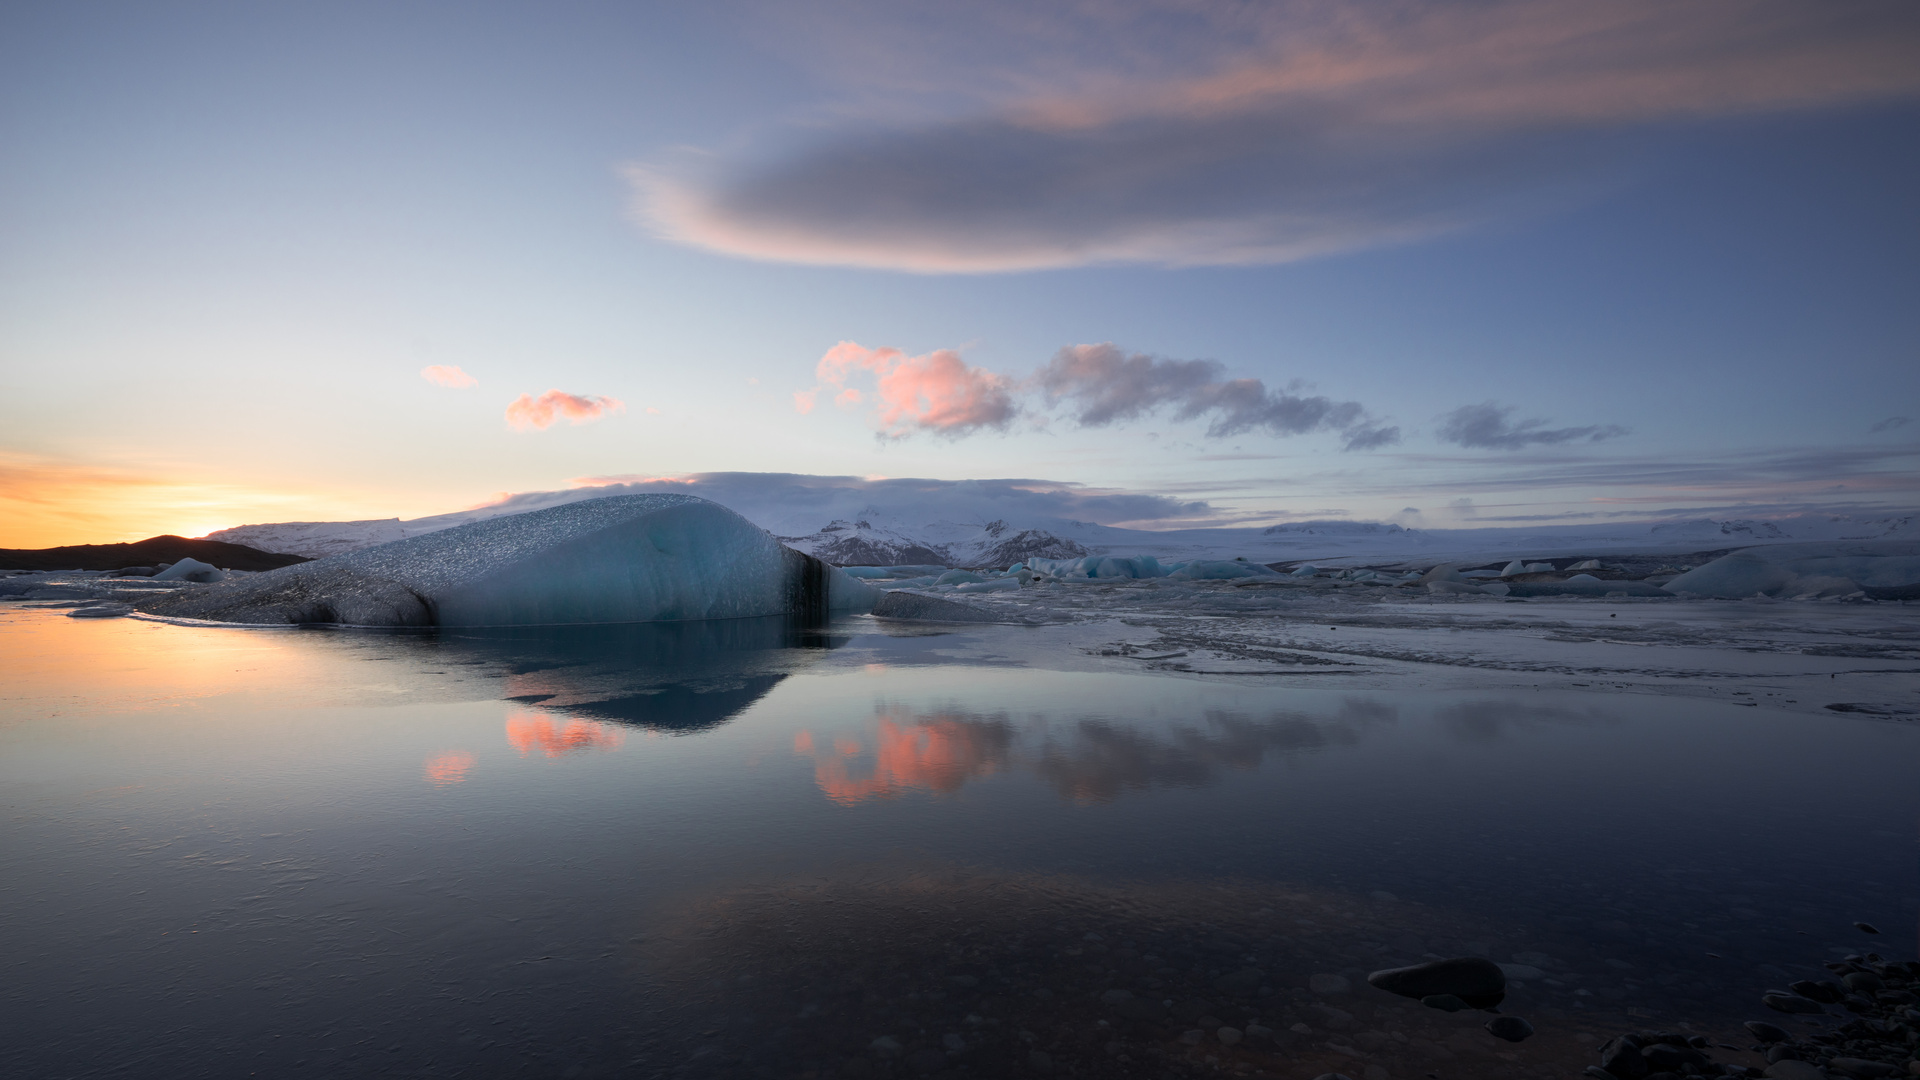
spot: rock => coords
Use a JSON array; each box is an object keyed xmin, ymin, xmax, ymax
[
  {"xmin": 1421, "ymin": 994, "xmax": 1468, "ymax": 1012},
  {"xmin": 1217, "ymin": 1026, "xmax": 1243, "ymax": 1045},
  {"xmin": 1485, "ymin": 1016, "xmax": 1534, "ymax": 1042},
  {"xmin": 1855, "ymin": 922, "xmax": 1881, "ymax": 934},
  {"xmin": 1244, "ymin": 1023, "xmax": 1275, "ymax": 1041},
  {"xmin": 1599, "ymin": 1035, "xmax": 1648, "ymax": 1078},
  {"xmin": 1744, "ymin": 1021, "xmax": 1791, "ymax": 1043},
  {"xmin": 870, "ymin": 1036, "xmax": 903, "ymax": 1055},
  {"xmin": 1179, "ymin": 1029, "xmax": 1204, "ymax": 1045},
  {"xmin": 1828, "ymin": 1059, "xmax": 1901, "ymax": 1078},
  {"xmin": 906, "ymin": 1046, "xmax": 947, "ymax": 1074},
  {"xmin": 1763, "ymin": 992, "xmax": 1826, "ymax": 1014},
  {"xmin": 1311, "ymin": 973, "xmax": 1352, "ymax": 994},
  {"xmin": 1791, "ymin": 979, "xmax": 1844, "ymax": 1002},
  {"xmin": 1026, "ymin": 1050, "xmax": 1053, "ymax": 1073},
  {"xmin": 942, "ymin": 1033, "xmax": 966, "ymax": 1052},
  {"xmin": 1099, "ymin": 988, "xmax": 1135, "ymax": 1006},
  {"xmin": 1310, "ymin": 1074, "xmax": 1357, "ymax": 1080},
  {"xmin": 1368, "ymin": 958, "xmax": 1506, "ymax": 1009},
  {"xmin": 1764, "ymin": 1061, "xmax": 1824, "ymax": 1080},
  {"xmin": 1843, "ymin": 972, "xmax": 1885, "ymax": 994}
]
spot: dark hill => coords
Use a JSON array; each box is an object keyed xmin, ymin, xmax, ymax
[{"xmin": 0, "ymin": 535, "xmax": 311, "ymax": 572}]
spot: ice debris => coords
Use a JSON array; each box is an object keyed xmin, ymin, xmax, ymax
[{"xmin": 134, "ymin": 494, "xmax": 877, "ymax": 627}]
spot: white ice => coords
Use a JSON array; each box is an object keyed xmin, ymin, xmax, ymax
[{"xmin": 153, "ymin": 558, "xmax": 225, "ymax": 583}]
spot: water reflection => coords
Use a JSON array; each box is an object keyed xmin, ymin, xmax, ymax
[
  {"xmin": 794, "ymin": 709, "xmax": 1013, "ymax": 804},
  {"xmin": 442, "ymin": 617, "xmax": 838, "ymax": 734},
  {"xmin": 797, "ymin": 698, "xmax": 1401, "ymax": 805},
  {"xmin": 422, "ymin": 750, "xmax": 476, "ymax": 785},
  {"xmin": 504, "ymin": 711, "xmax": 625, "ymax": 756}
]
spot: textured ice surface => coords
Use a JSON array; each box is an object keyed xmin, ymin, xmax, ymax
[{"xmin": 138, "ymin": 495, "xmax": 877, "ymax": 627}]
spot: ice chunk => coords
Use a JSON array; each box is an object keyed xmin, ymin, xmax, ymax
[
  {"xmin": 135, "ymin": 494, "xmax": 878, "ymax": 627},
  {"xmin": 955, "ymin": 578, "xmax": 1020, "ymax": 593},
  {"xmin": 1567, "ymin": 559, "xmax": 1603, "ymax": 571},
  {"xmin": 935, "ymin": 569, "xmax": 986, "ymax": 585},
  {"xmin": 870, "ymin": 590, "xmax": 1000, "ymax": 622},
  {"xmin": 1289, "ymin": 564, "xmax": 1320, "ymax": 577},
  {"xmin": 1166, "ymin": 560, "xmax": 1281, "ymax": 581},
  {"xmin": 153, "ymin": 557, "xmax": 225, "ymax": 583},
  {"xmin": 1500, "ymin": 560, "xmax": 1526, "ymax": 577}
]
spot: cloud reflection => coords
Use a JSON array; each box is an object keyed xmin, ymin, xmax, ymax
[
  {"xmin": 505, "ymin": 710, "xmax": 626, "ymax": 757},
  {"xmin": 423, "ymin": 751, "xmax": 476, "ymax": 786},
  {"xmin": 797, "ymin": 699, "xmax": 1396, "ymax": 805},
  {"xmin": 794, "ymin": 708, "xmax": 1013, "ymax": 804}
]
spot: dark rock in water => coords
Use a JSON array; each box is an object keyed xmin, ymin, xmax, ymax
[
  {"xmin": 1762, "ymin": 992, "xmax": 1825, "ymax": 1014},
  {"xmin": 1485, "ymin": 1016, "xmax": 1533, "ymax": 1042},
  {"xmin": 1309, "ymin": 1074, "xmax": 1356, "ymax": 1080},
  {"xmin": 1420, "ymin": 994, "xmax": 1467, "ymax": 1012},
  {"xmin": 1853, "ymin": 921, "xmax": 1879, "ymax": 935},
  {"xmin": 1789, "ymin": 979, "xmax": 1843, "ymax": 1003},
  {"xmin": 1368, "ymin": 957, "xmax": 1506, "ymax": 1009},
  {"xmin": 1841, "ymin": 972, "xmax": 1883, "ymax": 994},
  {"xmin": 1743, "ymin": 1020, "xmax": 1790, "ymax": 1043},
  {"xmin": 1598, "ymin": 1034, "xmax": 1648, "ymax": 1078}
]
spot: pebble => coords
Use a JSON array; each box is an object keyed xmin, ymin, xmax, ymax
[
  {"xmin": 1764, "ymin": 992, "xmax": 1827, "ymax": 1014},
  {"xmin": 1310, "ymin": 973, "xmax": 1351, "ymax": 994},
  {"xmin": 1484, "ymin": 1016, "xmax": 1533, "ymax": 1042},
  {"xmin": 1217, "ymin": 1026, "xmax": 1243, "ymax": 1045},
  {"xmin": 869, "ymin": 1036, "xmax": 902, "ymax": 1055},
  {"xmin": 1744, "ymin": 1020, "xmax": 1791, "ymax": 1043},
  {"xmin": 1765, "ymin": 1061, "xmax": 1824, "ymax": 1080}
]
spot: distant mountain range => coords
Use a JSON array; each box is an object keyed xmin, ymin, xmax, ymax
[{"xmin": 201, "ymin": 498, "xmax": 1915, "ymax": 569}]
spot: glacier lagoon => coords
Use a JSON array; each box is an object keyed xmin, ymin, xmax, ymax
[{"xmin": 1, "ymin": 600, "xmax": 1916, "ymax": 1080}]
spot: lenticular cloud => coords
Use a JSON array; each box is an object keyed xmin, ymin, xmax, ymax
[{"xmin": 505, "ymin": 390, "xmax": 626, "ymax": 432}]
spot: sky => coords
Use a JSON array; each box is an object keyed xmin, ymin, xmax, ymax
[{"xmin": 2, "ymin": 0, "xmax": 1918, "ymax": 546}]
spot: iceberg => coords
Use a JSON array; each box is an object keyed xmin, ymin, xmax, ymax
[
  {"xmin": 135, "ymin": 494, "xmax": 878, "ymax": 627},
  {"xmin": 1662, "ymin": 541, "xmax": 1920, "ymax": 600},
  {"xmin": 153, "ymin": 557, "xmax": 225, "ymax": 583}
]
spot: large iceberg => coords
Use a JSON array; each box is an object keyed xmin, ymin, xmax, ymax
[
  {"xmin": 136, "ymin": 494, "xmax": 877, "ymax": 627},
  {"xmin": 1662, "ymin": 541, "xmax": 1920, "ymax": 600}
]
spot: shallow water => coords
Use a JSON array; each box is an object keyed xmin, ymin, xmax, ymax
[{"xmin": 1, "ymin": 608, "xmax": 1915, "ymax": 1080}]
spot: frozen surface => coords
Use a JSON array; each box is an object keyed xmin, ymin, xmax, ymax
[
  {"xmin": 151, "ymin": 556, "xmax": 223, "ymax": 583},
  {"xmin": 139, "ymin": 495, "xmax": 877, "ymax": 627}
]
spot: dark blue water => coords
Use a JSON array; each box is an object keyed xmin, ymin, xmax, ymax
[{"xmin": 1, "ymin": 609, "xmax": 1914, "ymax": 1079}]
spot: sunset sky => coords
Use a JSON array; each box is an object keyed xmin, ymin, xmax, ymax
[{"xmin": 3, "ymin": 1, "xmax": 1917, "ymax": 546}]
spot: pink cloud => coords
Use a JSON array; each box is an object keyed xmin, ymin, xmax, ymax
[
  {"xmin": 505, "ymin": 390, "xmax": 626, "ymax": 432},
  {"xmin": 421, "ymin": 365, "xmax": 477, "ymax": 388},
  {"xmin": 807, "ymin": 340, "xmax": 1015, "ymax": 437}
]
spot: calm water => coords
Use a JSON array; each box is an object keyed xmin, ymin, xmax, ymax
[{"xmin": 1, "ymin": 608, "xmax": 1915, "ymax": 1080}]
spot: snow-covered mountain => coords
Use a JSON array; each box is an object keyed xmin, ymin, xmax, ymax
[
  {"xmin": 206, "ymin": 492, "xmax": 1917, "ymax": 569},
  {"xmin": 779, "ymin": 518, "xmax": 1090, "ymax": 567}
]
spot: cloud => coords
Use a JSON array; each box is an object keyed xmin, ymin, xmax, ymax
[
  {"xmin": 1870, "ymin": 416, "xmax": 1911, "ymax": 433},
  {"xmin": 505, "ymin": 390, "xmax": 626, "ymax": 432},
  {"xmin": 1036, "ymin": 343, "xmax": 1398, "ymax": 449},
  {"xmin": 634, "ymin": 1, "xmax": 1920, "ymax": 271},
  {"xmin": 806, "ymin": 341, "xmax": 1016, "ymax": 437},
  {"xmin": 1435, "ymin": 402, "xmax": 1626, "ymax": 450},
  {"xmin": 420, "ymin": 365, "xmax": 477, "ymax": 388}
]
